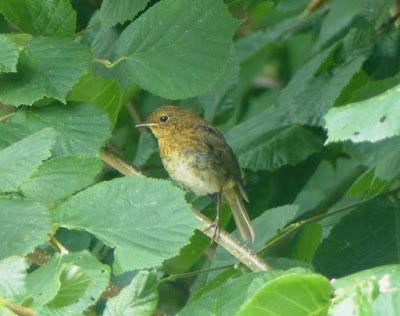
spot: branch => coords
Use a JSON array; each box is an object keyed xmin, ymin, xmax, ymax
[
  {"xmin": 99, "ymin": 149, "xmax": 271, "ymax": 272},
  {"xmin": 301, "ymin": 0, "xmax": 326, "ymax": 17},
  {"xmin": 5, "ymin": 303, "xmax": 35, "ymax": 316}
]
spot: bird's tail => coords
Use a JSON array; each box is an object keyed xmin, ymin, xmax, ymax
[{"xmin": 224, "ymin": 187, "xmax": 255, "ymax": 242}]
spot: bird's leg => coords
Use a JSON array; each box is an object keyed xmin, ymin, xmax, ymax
[{"xmin": 204, "ymin": 192, "xmax": 221, "ymax": 243}]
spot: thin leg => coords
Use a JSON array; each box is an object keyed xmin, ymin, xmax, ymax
[
  {"xmin": 212, "ymin": 192, "xmax": 222, "ymax": 242},
  {"xmin": 204, "ymin": 192, "xmax": 222, "ymax": 243}
]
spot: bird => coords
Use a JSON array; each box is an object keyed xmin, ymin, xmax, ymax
[{"xmin": 136, "ymin": 105, "xmax": 255, "ymax": 242}]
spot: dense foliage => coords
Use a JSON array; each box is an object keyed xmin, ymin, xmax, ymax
[{"xmin": 0, "ymin": 0, "xmax": 400, "ymax": 315}]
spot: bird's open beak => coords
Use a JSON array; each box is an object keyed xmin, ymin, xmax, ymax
[{"xmin": 135, "ymin": 123, "xmax": 159, "ymax": 128}]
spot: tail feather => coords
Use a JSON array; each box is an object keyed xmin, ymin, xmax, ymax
[{"xmin": 224, "ymin": 188, "xmax": 255, "ymax": 242}]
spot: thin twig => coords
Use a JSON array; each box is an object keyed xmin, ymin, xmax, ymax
[
  {"xmin": 0, "ymin": 112, "xmax": 15, "ymax": 123},
  {"xmin": 300, "ymin": 0, "xmax": 326, "ymax": 18},
  {"xmin": 5, "ymin": 303, "xmax": 35, "ymax": 316},
  {"xmin": 49, "ymin": 237, "xmax": 69, "ymax": 255},
  {"xmin": 99, "ymin": 149, "xmax": 271, "ymax": 272},
  {"xmin": 100, "ymin": 149, "xmax": 143, "ymax": 176}
]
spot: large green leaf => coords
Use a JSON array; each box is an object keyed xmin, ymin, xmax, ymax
[
  {"xmin": 232, "ymin": 125, "xmax": 323, "ymax": 171},
  {"xmin": 314, "ymin": 198, "xmax": 400, "ymax": 277},
  {"xmin": 181, "ymin": 271, "xmax": 285, "ymax": 315},
  {"xmin": 0, "ymin": 257, "xmax": 27, "ymax": 302},
  {"xmin": 0, "ymin": 128, "xmax": 56, "ymax": 192},
  {"xmin": 330, "ymin": 265, "xmax": 400, "ymax": 315},
  {"xmin": 20, "ymin": 156, "xmax": 103, "ymax": 205},
  {"xmin": 10, "ymin": 103, "xmax": 111, "ymax": 157},
  {"xmin": 100, "ymin": 0, "xmax": 150, "ymax": 27},
  {"xmin": 237, "ymin": 273, "xmax": 332, "ymax": 315},
  {"xmin": 104, "ymin": 271, "xmax": 158, "ymax": 316},
  {"xmin": 0, "ymin": 199, "xmax": 51, "ymax": 260},
  {"xmin": 114, "ymin": 0, "xmax": 237, "ymax": 99},
  {"xmin": 53, "ymin": 176, "xmax": 199, "ymax": 273},
  {"xmin": 0, "ymin": 37, "xmax": 91, "ymax": 106},
  {"xmin": 0, "ymin": 0, "xmax": 76, "ymax": 37},
  {"xmin": 0, "ymin": 35, "xmax": 18, "ymax": 73},
  {"xmin": 68, "ymin": 73, "xmax": 122, "ymax": 126},
  {"xmin": 325, "ymin": 84, "xmax": 400, "ymax": 144}
]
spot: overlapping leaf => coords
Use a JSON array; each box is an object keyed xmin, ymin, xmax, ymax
[
  {"xmin": 53, "ymin": 176, "xmax": 199, "ymax": 273},
  {"xmin": 0, "ymin": 199, "xmax": 51, "ymax": 260},
  {"xmin": 100, "ymin": 0, "xmax": 150, "ymax": 27},
  {"xmin": 0, "ymin": 37, "xmax": 91, "ymax": 106},
  {"xmin": 114, "ymin": 0, "xmax": 238, "ymax": 99},
  {"xmin": 0, "ymin": 0, "xmax": 76, "ymax": 37},
  {"xmin": 0, "ymin": 35, "xmax": 19, "ymax": 73}
]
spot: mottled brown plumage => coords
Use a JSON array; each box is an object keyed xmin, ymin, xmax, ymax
[{"xmin": 137, "ymin": 105, "xmax": 255, "ymax": 242}]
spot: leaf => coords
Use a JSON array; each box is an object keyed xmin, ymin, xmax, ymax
[
  {"xmin": 198, "ymin": 52, "xmax": 239, "ymax": 121},
  {"xmin": 325, "ymin": 84, "xmax": 400, "ymax": 144},
  {"xmin": 104, "ymin": 271, "xmax": 158, "ymax": 316},
  {"xmin": 26, "ymin": 255, "xmax": 63, "ymax": 307},
  {"xmin": 27, "ymin": 251, "xmax": 110, "ymax": 314},
  {"xmin": 0, "ymin": 35, "xmax": 19, "ymax": 73},
  {"xmin": 181, "ymin": 271, "xmax": 285, "ymax": 315},
  {"xmin": 68, "ymin": 72, "xmax": 122, "ymax": 126},
  {"xmin": 330, "ymin": 265, "xmax": 400, "ymax": 315},
  {"xmin": 0, "ymin": 257, "xmax": 27, "ymax": 301},
  {"xmin": 0, "ymin": 199, "xmax": 51, "ymax": 260},
  {"xmin": 0, "ymin": 37, "xmax": 92, "ymax": 106},
  {"xmin": 0, "ymin": 0, "xmax": 76, "ymax": 37},
  {"xmin": 313, "ymin": 198, "xmax": 400, "ymax": 277},
  {"xmin": 234, "ymin": 125, "xmax": 323, "ymax": 172},
  {"xmin": 0, "ymin": 128, "xmax": 56, "ymax": 192},
  {"xmin": 345, "ymin": 136, "xmax": 400, "ymax": 181},
  {"xmin": 211, "ymin": 205, "xmax": 298, "ymax": 268},
  {"xmin": 10, "ymin": 103, "xmax": 111, "ymax": 157},
  {"xmin": 53, "ymin": 176, "xmax": 199, "ymax": 273},
  {"xmin": 114, "ymin": 0, "xmax": 238, "ymax": 99},
  {"xmin": 20, "ymin": 156, "xmax": 103, "ymax": 205},
  {"xmin": 237, "ymin": 273, "xmax": 332, "ymax": 316},
  {"xmin": 347, "ymin": 169, "xmax": 388, "ymax": 199},
  {"xmin": 100, "ymin": 0, "xmax": 150, "ymax": 27}
]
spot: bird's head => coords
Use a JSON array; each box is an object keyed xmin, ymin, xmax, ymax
[{"xmin": 136, "ymin": 105, "xmax": 202, "ymax": 138}]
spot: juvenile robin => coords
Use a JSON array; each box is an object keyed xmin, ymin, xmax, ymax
[{"xmin": 136, "ymin": 105, "xmax": 255, "ymax": 242}]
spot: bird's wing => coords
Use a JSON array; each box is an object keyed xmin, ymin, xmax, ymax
[{"xmin": 196, "ymin": 123, "xmax": 248, "ymax": 201}]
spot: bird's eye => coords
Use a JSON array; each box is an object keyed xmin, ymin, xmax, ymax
[{"xmin": 160, "ymin": 115, "xmax": 169, "ymax": 122}]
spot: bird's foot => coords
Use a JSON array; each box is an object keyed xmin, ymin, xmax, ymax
[{"xmin": 204, "ymin": 221, "xmax": 220, "ymax": 244}]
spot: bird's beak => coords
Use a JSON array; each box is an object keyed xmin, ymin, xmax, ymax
[{"xmin": 135, "ymin": 123, "xmax": 159, "ymax": 128}]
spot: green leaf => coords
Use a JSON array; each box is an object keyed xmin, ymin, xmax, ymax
[
  {"xmin": 114, "ymin": 0, "xmax": 237, "ymax": 99},
  {"xmin": 347, "ymin": 169, "xmax": 388, "ymax": 199},
  {"xmin": 325, "ymin": 84, "xmax": 400, "ymax": 144},
  {"xmin": 0, "ymin": 257, "xmax": 27, "ymax": 301},
  {"xmin": 20, "ymin": 156, "xmax": 103, "ymax": 205},
  {"xmin": 198, "ymin": 52, "xmax": 239, "ymax": 121},
  {"xmin": 232, "ymin": 125, "xmax": 323, "ymax": 171},
  {"xmin": 104, "ymin": 271, "xmax": 158, "ymax": 316},
  {"xmin": 68, "ymin": 72, "xmax": 122, "ymax": 126},
  {"xmin": 289, "ymin": 223, "xmax": 322, "ymax": 263},
  {"xmin": 0, "ymin": 35, "xmax": 19, "ymax": 73},
  {"xmin": 330, "ymin": 265, "xmax": 400, "ymax": 315},
  {"xmin": 0, "ymin": 128, "xmax": 56, "ymax": 192},
  {"xmin": 100, "ymin": 0, "xmax": 150, "ymax": 27},
  {"xmin": 53, "ymin": 176, "xmax": 199, "ymax": 273},
  {"xmin": 26, "ymin": 255, "xmax": 63, "ymax": 307},
  {"xmin": 0, "ymin": 0, "xmax": 76, "ymax": 37},
  {"xmin": 314, "ymin": 198, "xmax": 400, "ymax": 277},
  {"xmin": 181, "ymin": 271, "xmax": 285, "ymax": 315},
  {"xmin": 27, "ymin": 251, "xmax": 110, "ymax": 314},
  {"xmin": 10, "ymin": 103, "xmax": 111, "ymax": 157},
  {"xmin": 237, "ymin": 273, "xmax": 332, "ymax": 316},
  {"xmin": 0, "ymin": 199, "xmax": 51, "ymax": 260},
  {"xmin": 211, "ymin": 205, "xmax": 298, "ymax": 268},
  {"xmin": 0, "ymin": 37, "xmax": 91, "ymax": 106},
  {"xmin": 345, "ymin": 137, "xmax": 400, "ymax": 181}
]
